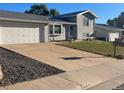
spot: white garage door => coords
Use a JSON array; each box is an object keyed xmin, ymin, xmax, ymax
[
  {"xmin": 109, "ymin": 33, "xmax": 119, "ymax": 41},
  {"xmin": 0, "ymin": 23, "xmax": 40, "ymax": 44}
]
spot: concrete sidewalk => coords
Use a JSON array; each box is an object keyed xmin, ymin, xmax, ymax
[
  {"xmin": 58, "ymin": 63, "xmax": 124, "ymax": 89},
  {"xmin": 89, "ymin": 74, "xmax": 124, "ymax": 90},
  {"xmin": 0, "ymin": 75, "xmax": 82, "ymax": 90}
]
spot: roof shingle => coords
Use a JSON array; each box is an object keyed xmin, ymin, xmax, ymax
[
  {"xmin": 95, "ymin": 24, "xmax": 124, "ymax": 31},
  {"xmin": 0, "ymin": 10, "xmax": 49, "ymax": 22}
]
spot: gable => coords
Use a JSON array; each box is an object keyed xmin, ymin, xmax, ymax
[{"xmin": 78, "ymin": 10, "xmax": 98, "ymax": 18}]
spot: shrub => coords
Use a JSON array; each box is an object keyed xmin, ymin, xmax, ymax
[{"xmin": 115, "ymin": 55, "xmax": 124, "ymax": 59}]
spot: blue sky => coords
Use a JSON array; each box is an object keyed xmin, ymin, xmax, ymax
[{"xmin": 0, "ymin": 3, "xmax": 124, "ymax": 23}]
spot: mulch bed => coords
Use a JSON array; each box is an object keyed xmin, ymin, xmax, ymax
[{"xmin": 0, "ymin": 47, "xmax": 65, "ymax": 87}]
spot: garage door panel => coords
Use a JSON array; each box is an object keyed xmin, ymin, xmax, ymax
[
  {"xmin": 109, "ymin": 33, "xmax": 119, "ymax": 41},
  {"xmin": 1, "ymin": 24, "xmax": 40, "ymax": 44}
]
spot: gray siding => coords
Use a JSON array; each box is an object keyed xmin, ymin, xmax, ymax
[
  {"xmin": 77, "ymin": 14, "xmax": 94, "ymax": 39},
  {"xmin": 94, "ymin": 27, "xmax": 109, "ymax": 39},
  {"xmin": 40, "ymin": 24, "xmax": 49, "ymax": 42}
]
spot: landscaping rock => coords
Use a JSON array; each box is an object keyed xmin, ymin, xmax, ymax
[
  {"xmin": 0, "ymin": 65, "xmax": 3, "ymax": 80},
  {"xmin": 0, "ymin": 47, "xmax": 64, "ymax": 87}
]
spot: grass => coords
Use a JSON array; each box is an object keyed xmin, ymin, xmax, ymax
[{"xmin": 59, "ymin": 40, "xmax": 124, "ymax": 58}]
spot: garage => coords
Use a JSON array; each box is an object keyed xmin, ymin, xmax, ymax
[
  {"xmin": 95, "ymin": 24, "xmax": 124, "ymax": 41},
  {"xmin": 0, "ymin": 10, "xmax": 51, "ymax": 44},
  {"xmin": 0, "ymin": 22, "xmax": 41, "ymax": 44},
  {"xmin": 109, "ymin": 33, "xmax": 119, "ymax": 41}
]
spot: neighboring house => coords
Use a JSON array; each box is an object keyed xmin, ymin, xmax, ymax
[
  {"xmin": 94, "ymin": 24, "xmax": 124, "ymax": 41},
  {"xmin": 0, "ymin": 10, "xmax": 97, "ymax": 44}
]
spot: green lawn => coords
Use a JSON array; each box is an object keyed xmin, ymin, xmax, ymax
[{"xmin": 60, "ymin": 40, "xmax": 124, "ymax": 57}]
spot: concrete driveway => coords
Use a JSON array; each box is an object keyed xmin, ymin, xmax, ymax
[
  {"xmin": 1, "ymin": 43, "xmax": 124, "ymax": 90},
  {"xmin": 1, "ymin": 43, "xmax": 106, "ymax": 71}
]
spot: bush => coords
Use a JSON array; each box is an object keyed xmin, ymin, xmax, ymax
[{"xmin": 115, "ymin": 55, "xmax": 124, "ymax": 59}]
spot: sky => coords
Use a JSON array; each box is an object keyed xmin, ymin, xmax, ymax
[{"xmin": 0, "ymin": 3, "xmax": 124, "ymax": 23}]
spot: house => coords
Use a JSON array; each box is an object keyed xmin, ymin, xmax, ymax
[
  {"xmin": 0, "ymin": 10, "xmax": 97, "ymax": 44},
  {"xmin": 94, "ymin": 24, "xmax": 124, "ymax": 41}
]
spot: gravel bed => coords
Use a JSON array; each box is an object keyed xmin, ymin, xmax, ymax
[
  {"xmin": 0, "ymin": 47, "xmax": 64, "ymax": 87},
  {"xmin": 113, "ymin": 84, "xmax": 124, "ymax": 90}
]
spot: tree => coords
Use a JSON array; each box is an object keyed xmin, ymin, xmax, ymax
[
  {"xmin": 106, "ymin": 11, "xmax": 124, "ymax": 28},
  {"xmin": 49, "ymin": 9, "xmax": 60, "ymax": 16},
  {"xmin": 25, "ymin": 4, "xmax": 60, "ymax": 16},
  {"xmin": 25, "ymin": 4, "xmax": 49, "ymax": 16},
  {"xmin": 107, "ymin": 19, "xmax": 114, "ymax": 26},
  {"xmin": 117, "ymin": 12, "xmax": 124, "ymax": 28}
]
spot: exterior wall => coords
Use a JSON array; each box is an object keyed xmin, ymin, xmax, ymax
[
  {"xmin": 77, "ymin": 14, "xmax": 94, "ymax": 40},
  {"xmin": 94, "ymin": 27, "xmax": 109, "ymax": 39},
  {"xmin": 94, "ymin": 26, "xmax": 120, "ymax": 41},
  {"xmin": 39, "ymin": 24, "xmax": 49, "ymax": 42},
  {"xmin": 119, "ymin": 31, "xmax": 124, "ymax": 38},
  {"xmin": 49, "ymin": 24, "xmax": 66, "ymax": 41},
  {"xmin": 119, "ymin": 31, "xmax": 122, "ymax": 38},
  {"xmin": 44, "ymin": 25, "xmax": 49, "ymax": 42},
  {"xmin": 0, "ymin": 21, "xmax": 46, "ymax": 44}
]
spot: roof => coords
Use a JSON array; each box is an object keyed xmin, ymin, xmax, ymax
[
  {"xmin": 0, "ymin": 10, "xmax": 49, "ymax": 23},
  {"xmin": 57, "ymin": 10, "xmax": 98, "ymax": 18},
  {"xmin": 49, "ymin": 17, "xmax": 69, "ymax": 22},
  {"xmin": 0, "ymin": 10, "xmax": 96, "ymax": 25},
  {"xmin": 0, "ymin": 10, "xmax": 75, "ymax": 24},
  {"xmin": 95, "ymin": 24, "xmax": 124, "ymax": 32}
]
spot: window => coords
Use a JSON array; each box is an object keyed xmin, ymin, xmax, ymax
[
  {"xmin": 83, "ymin": 18, "xmax": 89, "ymax": 26},
  {"xmin": 54, "ymin": 25, "xmax": 61, "ymax": 34},
  {"xmin": 49, "ymin": 25, "xmax": 62, "ymax": 35},
  {"xmin": 49, "ymin": 25, "xmax": 53, "ymax": 34}
]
